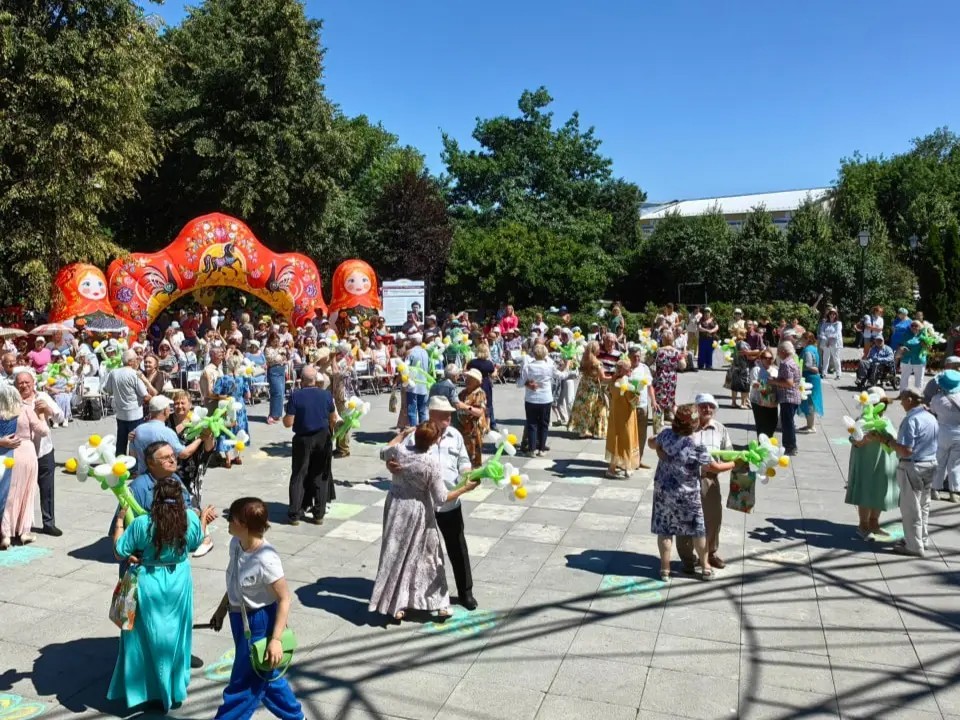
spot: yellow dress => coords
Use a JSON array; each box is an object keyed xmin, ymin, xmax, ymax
[
  {"xmin": 605, "ymin": 390, "xmax": 640, "ymax": 470},
  {"xmin": 569, "ymin": 366, "xmax": 608, "ymax": 438}
]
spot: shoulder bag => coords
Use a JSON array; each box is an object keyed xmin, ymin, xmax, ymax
[{"xmin": 234, "ymin": 546, "xmax": 297, "ymax": 680}]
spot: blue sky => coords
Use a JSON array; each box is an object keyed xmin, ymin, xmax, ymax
[{"xmin": 150, "ymin": 1, "xmax": 960, "ymax": 201}]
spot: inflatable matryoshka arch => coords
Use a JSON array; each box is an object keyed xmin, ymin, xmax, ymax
[{"xmin": 97, "ymin": 213, "xmax": 327, "ymax": 332}]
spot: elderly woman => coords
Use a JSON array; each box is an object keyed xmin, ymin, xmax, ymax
[
  {"xmin": 466, "ymin": 342, "xmax": 498, "ymax": 429},
  {"xmin": 749, "ymin": 349, "xmax": 779, "ymax": 438},
  {"xmin": 28, "ymin": 336, "xmax": 51, "ymax": 373},
  {"xmin": 605, "ymin": 358, "xmax": 642, "ymax": 478},
  {"xmin": 697, "ymin": 307, "xmax": 719, "ymax": 370},
  {"xmin": 797, "ymin": 332, "xmax": 824, "ymax": 433},
  {"xmin": 213, "ymin": 353, "xmax": 252, "ymax": 469},
  {"xmin": 844, "ymin": 389, "xmax": 899, "ymax": 539},
  {"xmin": 930, "ymin": 370, "xmax": 960, "ymax": 503},
  {"xmin": 897, "ymin": 319, "xmax": 928, "ymax": 392},
  {"xmin": 729, "ymin": 329, "xmax": 756, "ymax": 409},
  {"xmin": 264, "ymin": 331, "xmax": 288, "ymax": 425},
  {"xmin": 141, "ymin": 354, "xmax": 168, "ymax": 398},
  {"xmin": 167, "ymin": 390, "xmax": 216, "ymax": 557},
  {"xmin": 767, "ymin": 341, "xmax": 802, "ymax": 456},
  {"xmin": 109, "ymin": 474, "xmax": 216, "ymax": 711},
  {"xmin": 818, "ymin": 308, "xmax": 844, "ymax": 380},
  {"xmin": 46, "ymin": 351, "xmax": 75, "ymax": 425},
  {"xmin": 649, "ymin": 404, "xmax": 734, "ymax": 580},
  {"xmin": 458, "ymin": 369, "xmax": 489, "ymax": 468},
  {"xmin": 653, "ymin": 330, "xmax": 682, "ymax": 420},
  {"xmin": 372, "ymin": 422, "xmax": 478, "ymax": 621},
  {"xmin": 0, "ymin": 383, "xmax": 47, "ymax": 549},
  {"xmin": 569, "ymin": 341, "xmax": 609, "ymax": 439},
  {"xmin": 519, "ymin": 344, "xmax": 565, "ymax": 456}
]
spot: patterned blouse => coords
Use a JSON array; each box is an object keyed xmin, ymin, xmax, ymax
[{"xmin": 775, "ymin": 358, "xmax": 802, "ymax": 405}]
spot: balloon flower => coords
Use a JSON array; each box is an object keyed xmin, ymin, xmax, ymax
[
  {"xmin": 67, "ymin": 434, "xmax": 143, "ymax": 524},
  {"xmin": 222, "ymin": 430, "xmax": 250, "ymax": 453},
  {"xmin": 712, "ymin": 434, "xmax": 789, "ymax": 481},
  {"xmin": 333, "ymin": 395, "xmax": 371, "ymax": 442},
  {"xmin": 395, "ymin": 362, "xmax": 435, "ymax": 391},
  {"xmin": 614, "ymin": 369, "xmax": 651, "ymax": 397},
  {"xmin": 425, "ymin": 341, "xmax": 445, "ymax": 376},
  {"xmin": 842, "ymin": 389, "xmax": 891, "ymax": 448},
  {"xmin": 455, "ymin": 430, "xmax": 527, "ymax": 500},
  {"xmin": 183, "ymin": 400, "xmax": 248, "ymax": 452},
  {"xmin": 920, "ymin": 322, "xmax": 946, "ymax": 348},
  {"xmin": 242, "ymin": 360, "xmax": 265, "ymax": 377}
]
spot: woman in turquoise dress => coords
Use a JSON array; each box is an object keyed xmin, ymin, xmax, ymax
[
  {"xmin": 109, "ymin": 477, "xmax": 216, "ymax": 711},
  {"xmin": 213, "ymin": 353, "xmax": 252, "ymax": 468},
  {"xmin": 844, "ymin": 391, "xmax": 899, "ymax": 539},
  {"xmin": 798, "ymin": 332, "xmax": 824, "ymax": 433}
]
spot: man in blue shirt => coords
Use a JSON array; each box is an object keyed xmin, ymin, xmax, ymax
[
  {"xmin": 129, "ymin": 395, "xmax": 207, "ymax": 476},
  {"xmin": 283, "ymin": 365, "xmax": 340, "ymax": 525},
  {"xmin": 881, "ymin": 388, "xmax": 939, "ymax": 557},
  {"xmin": 405, "ymin": 335, "xmax": 431, "ymax": 426},
  {"xmin": 856, "ymin": 336, "xmax": 895, "ymax": 387}
]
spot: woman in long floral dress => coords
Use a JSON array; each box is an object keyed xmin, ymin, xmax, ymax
[
  {"xmin": 458, "ymin": 370, "xmax": 488, "ymax": 468},
  {"xmin": 653, "ymin": 331, "xmax": 682, "ymax": 421},
  {"xmin": 569, "ymin": 341, "xmax": 609, "ymax": 439},
  {"xmin": 649, "ymin": 404, "xmax": 734, "ymax": 581},
  {"xmin": 212, "ymin": 353, "xmax": 251, "ymax": 469}
]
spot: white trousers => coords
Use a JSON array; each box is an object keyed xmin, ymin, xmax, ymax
[
  {"xmin": 935, "ymin": 431, "xmax": 960, "ymax": 492},
  {"xmin": 819, "ymin": 343, "xmax": 842, "ymax": 378},
  {"xmin": 898, "ymin": 461, "xmax": 936, "ymax": 555},
  {"xmin": 900, "ymin": 362, "xmax": 926, "ymax": 391}
]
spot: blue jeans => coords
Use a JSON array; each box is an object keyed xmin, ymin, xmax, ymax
[
  {"xmin": 116, "ymin": 417, "xmax": 145, "ymax": 457},
  {"xmin": 406, "ymin": 392, "xmax": 428, "ymax": 426},
  {"xmin": 214, "ymin": 603, "xmax": 303, "ymax": 720},
  {"xmin": 268, "ymin": 364, "xmax": 286, "ymax": 419}
]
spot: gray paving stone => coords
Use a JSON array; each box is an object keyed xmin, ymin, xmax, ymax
[
  {"xmin": 438, "ymin": 676, "xmax": 544, "ymax": 720},
  {"xmin": 651, "ymin": 632, "xmax": 741, "ymax": 681},
  {"xmin": 548, "ymin": 655, "xmax": 646, "ymax": 707},
  {"xmin": 640, "ymin": 666, "xmax": 738, "ymax": 719},
  {"xmin": 535, "ymin": 693, "xmax": 638, "ymax": 720}
]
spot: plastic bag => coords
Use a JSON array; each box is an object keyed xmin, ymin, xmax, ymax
[
  {"xmin": 726, "ymin": 470, "xmax": 756, "ymax": 513},
  {"xmin": 109, "ymin": 567, "xmax": 139, "ymax": 630},
  {"xmin": 388, "ymin": 389, "xmax": 400, "ymax": 414}
]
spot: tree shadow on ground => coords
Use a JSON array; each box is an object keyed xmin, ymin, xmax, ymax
[
  {"xmin": 748, "ymin": 516, "xmax": 865, "ymax": 551},
  {"xmin": 547, "ymin": 458, "xmax": 609, "ymax": 477},
  {"xmin": 564, "ymin": 549, "xmax": 660, "ymax": 578},
  {"xmin": 255, "ymin": 442, "xmax": 290, "ymax": 458}
]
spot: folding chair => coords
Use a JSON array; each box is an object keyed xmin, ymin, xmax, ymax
[
  {"xmin": 81, "ymin": 376, "xmax": 106, "ymax": 420},
  {"xmin": 354, "ymin": 360, "xmax": 380, "ymax": 395}
]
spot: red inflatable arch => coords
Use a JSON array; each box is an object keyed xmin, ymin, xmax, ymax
[{"xmin": 106, "ymin": 213, "xmax": 327, "ymax": 331}]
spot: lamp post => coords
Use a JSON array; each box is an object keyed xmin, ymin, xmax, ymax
[{"xmin": 857, "ymin": 229, "xmax": 871, "ymax": 315}]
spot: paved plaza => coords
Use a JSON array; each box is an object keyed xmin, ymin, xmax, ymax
[{"xmin": 1, "ymin": 368, "xmax": 959, "ymax": 719}]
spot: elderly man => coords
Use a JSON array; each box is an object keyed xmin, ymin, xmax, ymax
[
  {"xmin": 129, "ymin": 395, "xmax": 209, "ymax": 476},
  {"xmin": 382, "ymin": 396, "xmax": 479, "ymax": 609},
  {"xmin": 856, "ymin": 336, "xmax": 895, "ymax": 387},
  {"xmin": 429, "ymin": 364, "xmax": 462, "ymax": 410},
  {"xmin": 284, "ymin": 365, "xmax": 340, "ymax": 525},
  {"xmin": 880, "ymin": 389, "xmax": 939, "ymax": 557},
  {"xmin": 103, "ymin": 350, "xmax": 152, "ymax": 456},
  {"xmin": 15, "ymin": 371, "xmax": 64, "ymax": 536},
  {"xmin": 0, "ymin": 351, "xmax": 16, "ymax": 383},
  {"xmin": 199, "ymin": 345, "xmax": 224, "ymax": 410},
  {"xmin": 676, "ymin": 393, "xmax": 732, "ymax": 572},
  {"xmin": 598, "ymin": 332, "xmax": 622, "ymax": 375},
  {"xmin": 405, "ymin": 335, "xmax": 431, "ymax": 427}
]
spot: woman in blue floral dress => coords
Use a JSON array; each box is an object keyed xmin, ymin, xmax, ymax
[
  {"xmin": 649, "ymin": 404, "xmax": 734, "ymax": 581},
  {"xmin": 213, "ymin": 353, "xmax": 251, "ymax": 469}
]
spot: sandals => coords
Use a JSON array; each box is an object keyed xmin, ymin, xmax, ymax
[
  {"xmin": 659, "ymin": 570, "xmax": 671, "ymax": 582},
  {"xmin": 394, "ymin": 610, "xmax": 405, "ymax": 621},
  {"xmin": 437, "ymin": 608, "xmax": 453, "ymax": 619},
  {"xmin": 604, "ymin": 470, "xmax": 620, "ymax": 479},
  {"xmin": 700, "ymin": 568, "xmax": 715, "ymax": 581}
]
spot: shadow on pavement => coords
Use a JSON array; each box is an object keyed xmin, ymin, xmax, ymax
[
  {"xmin": 565, "ymin": 548, "xmax": 660, "ymax": 578},
  {"xmin": 295, "ymin": 577, "xmax": 391, "ymax": 628},
  {"xmin": 67, "ymin": 536, "xmax": 116, "ymax": 564}
]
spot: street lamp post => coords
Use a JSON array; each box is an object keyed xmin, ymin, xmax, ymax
[{"xmin": 857, "ymin": 229, "xmax": 871, "ymax": 315}]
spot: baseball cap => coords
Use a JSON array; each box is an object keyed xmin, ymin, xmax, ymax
[
  {"xmin": 148, "ymin": 395, "xmax": 174, "ymax": 413},
  {"xmin": 944, "ymin": 356, "xmax": 960, "ymax": 367}
]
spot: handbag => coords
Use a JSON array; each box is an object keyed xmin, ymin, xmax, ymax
[
  {"xmin": 234, "ymin": 549, "xmax": 297, "ymax": 680},
  {"xmin": 388, "ymin": 388, "xmax": 400, "ymax": 414},
  {"xmin": 726, "ymin": 470, "xmax": 757, "ymax": 513},
  {"xmin": 109, "ymin": 566, "xmax": 139, "ymax": 630}
]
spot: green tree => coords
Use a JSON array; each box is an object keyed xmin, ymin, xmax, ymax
[
  {"xmin": 443, "ymin": 223, "xmax": 611, "ymax": 310},
  {"xmin": 728, "ymin": 206, "xmax": 787, "ymax": 303},
  {"xmin": 918, "ymin": 226, "xmax": 947, "ymax": 324},
  {"xmin": 112, "ymin": 0, "xmax": 345, "ymax": 267},
  {"xmin": 0, "ymin": 1, "xmax": 163, "ymax": 306},
  {"xmin": 368, "ymin": 169, "xmax": 453, "ymax": 282}
]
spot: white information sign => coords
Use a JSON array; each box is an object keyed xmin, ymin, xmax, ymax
[{"xmin": 381, "ymin": 279, "xmax": 425, "ymax": 327}]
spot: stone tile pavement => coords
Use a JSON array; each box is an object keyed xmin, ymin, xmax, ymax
[{"xmin": 1, "ymin": 367, "xmax": 959, "ymax": 719}]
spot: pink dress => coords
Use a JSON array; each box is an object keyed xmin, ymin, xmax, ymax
[{"xmin": 1, "ymin": 407, "xmax": 47, "ymax": 539}]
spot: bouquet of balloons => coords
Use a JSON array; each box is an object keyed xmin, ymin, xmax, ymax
[
  {"xmin": 711, "ymin": 434, "xmax": 789, "ymax": 480},
  {"xmin": 455, "ymin": 429, "xmax": 528, "ymax": 501},
  {"xmin": 65, "ymin": 434, "xmax": 143, "ymax": 525},
  {"xmin": 183, "ymin": 399, "xmax": 250, "ymax": 453},
  {"xmin": 842, "ymin": 389, "xmax": 891, "ymax": 447},
  {"xmin": 920, "ymin": 322, "xmax": 947, "ymax": 349},
  {"xmin": 395, "ymin": 361, "xmax": 436, "ymax": 391},
  {"xmin": 614, "ymin": 368, "xmax": 651, "ymax": 400}
]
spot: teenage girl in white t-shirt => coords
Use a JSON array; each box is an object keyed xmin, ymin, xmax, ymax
[{"xmin": 210, "ymin": 498, "xmax": 303, "ymax": 720}]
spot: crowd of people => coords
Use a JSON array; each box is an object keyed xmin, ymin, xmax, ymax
[{"xmin": 4, "ymin": 297, "xmax": 960, "ymax": 718}]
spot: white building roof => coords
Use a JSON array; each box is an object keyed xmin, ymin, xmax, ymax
[{"xmin": 639, "ymin": 187, "xmax": 832, "ymax": 220}]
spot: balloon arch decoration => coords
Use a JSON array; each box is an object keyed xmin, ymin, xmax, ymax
[{"xmin": 48, "ymin": 213, "xmax": 383, "ymax": 331}]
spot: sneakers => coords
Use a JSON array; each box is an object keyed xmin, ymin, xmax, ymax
[
  {"xmin": 20, "ymin": 533, "xmax": 36, "ymax": 544},
  {"xmin": 951, "ymin": 493, "xmax": 960, "ymax": 504},
  {"xmin": 193, "ymin": 536, "xmax": 214, "ymax": 558},
  {"xmin": 931, "ymin": 489, "xmax": 941, "ymax": 501}
]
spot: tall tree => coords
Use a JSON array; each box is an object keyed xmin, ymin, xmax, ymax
[
  {"xmin": 728, "ymin": 206, "xmax": 787, "ymax": 303},
  {"xmin": 368, "ymin": 169, "xmax": 453, "ymax": 282},
  {"xmin": 113, "ymin": 0, "xmax": 344, "ymax": 266},
  {"xmin": 0, "ymin": 1, "xmax": 163, "ymax": 306},
  {"xmin": 918, "ymin": 226, "xmax": 947, "ymax": 324}
]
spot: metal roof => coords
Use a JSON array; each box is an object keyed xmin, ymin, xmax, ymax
[{"xmin": 639, "ymin": 187, "xmax": 832, "ymax": 220}]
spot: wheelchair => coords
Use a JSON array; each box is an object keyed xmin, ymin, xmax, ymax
[{"xmin": 855, "ymin": 359, "xmax": 900, "ymax": 391}]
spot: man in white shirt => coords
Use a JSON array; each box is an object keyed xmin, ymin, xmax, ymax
[
  {"xmin": 627, "ymin": 346, "xmax": 658, "ymax": 467},
  {"xmin": 382, "ymin": 396, "xmax": 480, "ymax": 609},
  {"xmin": 676, "ymin": 393, "xmax": 732, "ymax": 572},
  {"xmin": 102, "ymin": 350, "xmax": 152, "ymax": 457},
  {"xmin": 199, "ymin": 345, "xmax": 224, "ymax": 409},
  {"xmin": 861, "ymin": 305, "xmax": 885, "ymax": 358},
  {"xmin": 686, "ymin": 306, "xmax": 702, "ymax": 358}
]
